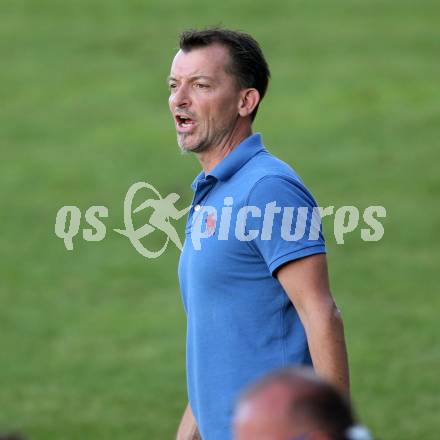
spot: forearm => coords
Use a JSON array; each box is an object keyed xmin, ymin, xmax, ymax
[
  {"xmin": 303, "ymin": 303, "xmax": 350, "ymax": 397},
  {"xmin": 176, "ymin": 403, "xmax": 201, "ymax": 440},
  {"xmin": 276, "ymin": 254, "xmax": 350, "ymax": 396}
]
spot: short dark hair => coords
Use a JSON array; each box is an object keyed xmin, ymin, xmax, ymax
[
  {"xmin": 287, "ymin": 376, "xmax": 355, "ymax": 440},
  {"xmin": 179, "ymin": 27, "xmax": 270, "ymax": 121}
]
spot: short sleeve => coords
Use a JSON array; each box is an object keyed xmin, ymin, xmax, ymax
[{"xmin": 244, "ymin": 175, "xmax": 326, "ymax": 276}]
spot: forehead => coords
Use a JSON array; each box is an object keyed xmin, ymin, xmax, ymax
[{"xmin": 170, "ymin": 44, "xmax": 232, "ymax": 79}]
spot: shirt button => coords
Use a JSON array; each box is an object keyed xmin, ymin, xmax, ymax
[{"xmin": 194, "ymin": 204, "xmax": 201, "ymax": 212}]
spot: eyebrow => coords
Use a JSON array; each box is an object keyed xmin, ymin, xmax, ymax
[{"xmin": 167, "ymin": 75, "xmax": 216, "ymax": 83}]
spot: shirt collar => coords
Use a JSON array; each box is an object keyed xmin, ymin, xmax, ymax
[{"xmin": 191, "ymin": 133, "xmax": 266, "ymax": 189}]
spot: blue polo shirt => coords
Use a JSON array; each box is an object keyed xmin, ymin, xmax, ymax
[{"xmin": 178, "ymin": 133, "xmax": 326, "ymax": 440}]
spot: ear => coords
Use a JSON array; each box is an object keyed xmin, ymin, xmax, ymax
[{"xmin": 237, "ymin": 88, "xmax": 260, "ymax": 118}]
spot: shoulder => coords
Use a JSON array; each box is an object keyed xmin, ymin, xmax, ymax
[
  {"xmin": 242, "ymin": 152, "xmax": 318, "ymax": 207},
  {"xmin": 233, "ymin": 149, "xmax": 304, "ymax": 188}
]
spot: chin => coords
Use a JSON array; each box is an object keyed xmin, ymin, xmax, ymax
[
  {"xmin": 178, "ymin": 138, "xmax": 195, "ymax": 152},
  {"xmin": 176, "ymin": 134, "xmax": 189, "ymax": 150},
  {"xmin": 178, "ymin": 137, "xmax": 209, "ymax": 154},
  {"xmin": 178, "ymin": 143, "xmax": 199, "ymax": 154}
]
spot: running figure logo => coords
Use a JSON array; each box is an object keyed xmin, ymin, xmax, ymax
[{"xmin": 115, "ymin": 181, "xmax": 190, "ymax": 258}]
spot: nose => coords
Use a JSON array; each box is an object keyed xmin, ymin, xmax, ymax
[{"xmin": 169, "ymin": 83, "xmax": 191, "ymax": 109}]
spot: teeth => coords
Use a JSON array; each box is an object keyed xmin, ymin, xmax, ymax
[{"xmin": 176, "ymin": 115, "xmax": 195, "ymax": 128}]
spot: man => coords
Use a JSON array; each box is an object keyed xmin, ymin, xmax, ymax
[
  {"xmin": 169, "ymin": 28, "xmax": 349, "ymax": 440},
  {"xmin": 234, "ymin": 367, "xmax": 372, "ymax": 440}
]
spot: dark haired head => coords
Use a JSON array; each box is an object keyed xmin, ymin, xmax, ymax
[
  {"xmin": 179, "ymin": 27, "xmax": 270, "ymax": 121},
  {"xmin": 238, "ymin": 368, "xmax": 356, "ymax": 440}
]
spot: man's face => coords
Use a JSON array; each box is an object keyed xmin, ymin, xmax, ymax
[{"xmin": 168, "ymin": 44, "xmax": 241, "ymax": 153}]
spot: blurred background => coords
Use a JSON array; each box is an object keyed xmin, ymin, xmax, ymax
[{"xmin": 1, "ymin": 0, "xmax": 439, "ymax": 438}]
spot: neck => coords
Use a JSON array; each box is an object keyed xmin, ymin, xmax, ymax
[{"xmin": 197, "ymin": 123, "xmax": 252, "ymax": 174}]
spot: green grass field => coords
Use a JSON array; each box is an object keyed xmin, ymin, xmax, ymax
[{"xmin": 1, "ymin": 0, "xmax": 439, "ymax": 438}]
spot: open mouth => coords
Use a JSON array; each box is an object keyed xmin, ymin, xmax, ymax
[{"xmin": 175, "ymin": 114, "xmax": 196, "ymax": 130}]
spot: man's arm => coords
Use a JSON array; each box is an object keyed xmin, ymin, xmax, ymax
[
  {"xmin": 277, "ymin": 253, "xmax": 350, "ymax": 396},
  {"xmin": 176, "ymin": 403, "xmax": 201, "ymax": 440}
]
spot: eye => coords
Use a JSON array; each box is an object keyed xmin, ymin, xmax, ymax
[
  {"xmin": 195, "ymin": 83, "xmax": 209, "ymax": 89},
  {"xmin": 169, "ymin": 83, "xmax": 177, "ymax": 91}
]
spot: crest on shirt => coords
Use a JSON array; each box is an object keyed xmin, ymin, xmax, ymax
[{"xmin": 205, "ymin": 212, "xmax": 217, "ymax": 236}]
